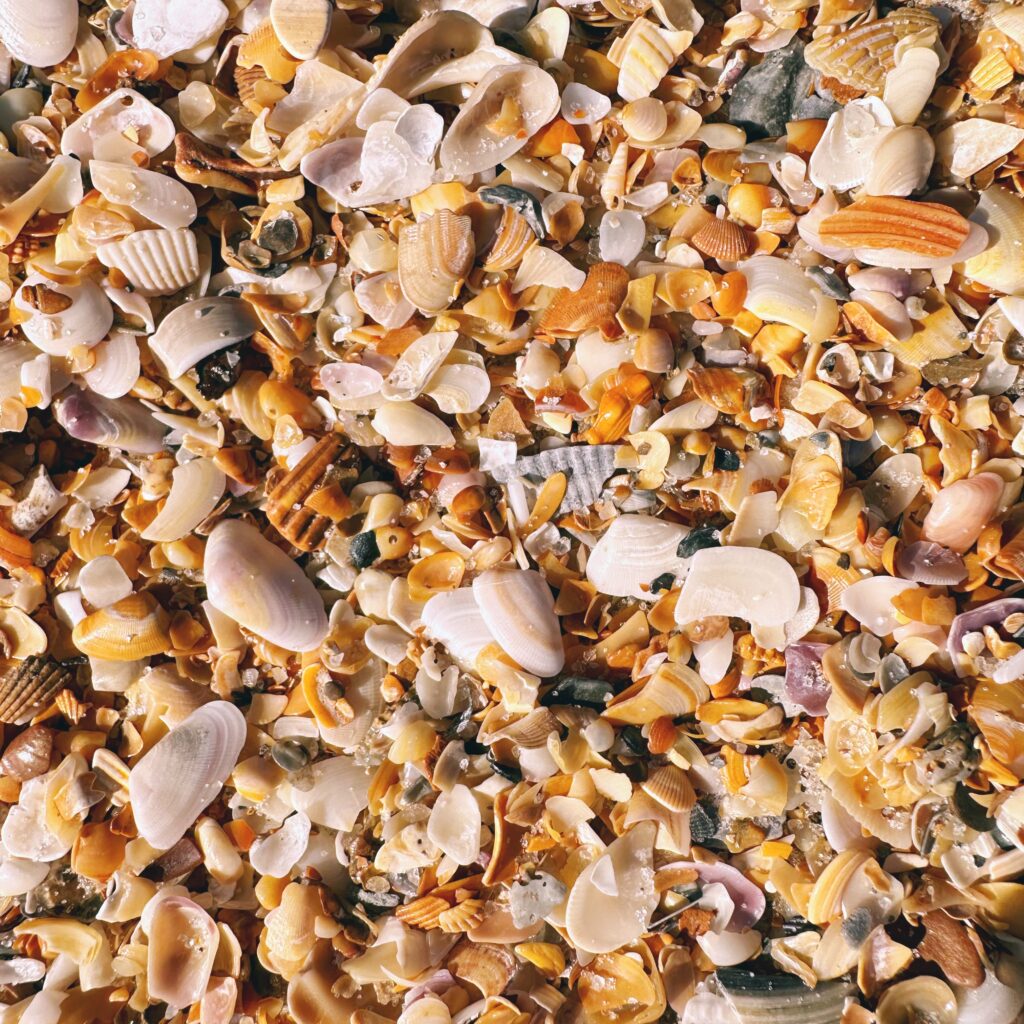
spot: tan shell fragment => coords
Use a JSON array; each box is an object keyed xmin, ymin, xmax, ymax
[
  {"xmin": 447, "ymin": 940, "xmax": 516, "ymax": 998},
  {"xmin": 483, "ymin": 206, "xmax": 536, "ymax": 272},
  {"xmin": 0, "ymin": 657, "xmax": 72, "ymax": 724},
  {"xmin": 270, "ymin": 0, "xmax": 331, "ymax": 60},
  {"xmin": 398, "ymin": 210, "xmax": 475, "ymax": 314},
  {"xmin": 817, "ymin": 197, "xmax": 970, "ymax": 259}
]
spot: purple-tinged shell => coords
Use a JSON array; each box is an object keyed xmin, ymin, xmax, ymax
[
  {"xmin": 895, "ymin": 542, "xmax": 968, "ymax": 585},
  {"xmin": 784, "ymin": 642, "xmax": 831, "ymax": 716},
  {"xmin": 947, "ymin": 596, "xmax": 1024, "ymax": 669},
  {"xmin": 661, "ymin": 860, "xmax": 766, "ymax": 932}
]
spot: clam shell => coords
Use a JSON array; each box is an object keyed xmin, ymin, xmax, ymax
[
  {"xmin": 371, "ymin": 402, "xmax": 454, "ymax": 446},
  {"xmin": 320, "ymin": 363, "xmax": 386, "ymax": 412},
  {"xmin": 809, "ymin": 100, "xmax": 894, "ymax": 193},
  {"xmin": 586, "ymin": 515, "xmax": 690, "ymax": 599},
  {"xmin": 397, "ymin": 212, "xmax": 474, "ymax": 314},
  {"xmin": 448, "ymin": 940, "xmax": 516, "ymax": 998},
  {"xmin": 132, "ymin": 0, "xmax": 229, "ymax": 60},
  {"xmin": 675, "ymin": 547, "xmax": 800, "ymax": 630},
  {"xmin": 0, "ymin": 0, "xmax": 77, "ymax": 67},
  {"xmin": 882, "ymin": 46, "xmax": 940, "ymax": 127},
  {"xmin": 149, "ymin": 296, "xmax": 260, "ymax": 379},
  {"xmin": 491, "ymin": 445, "xmax": 619, "ymax": 512},
  {"xmin": 862, "ymin": 125, "xmax": 934, "ymax": 198},
  {"xmin": 0, "ymin": 657, "xmax": 71, "ymax": 724},
  {"xmin": 270, "ymin": 0, "xmax": 331, "ymax": 60},
  {"xmin": 439, "ymin": 63, "xmax": 560, "ymax": 176},
  {"xmin": 205, "ymin": 519, "xmax": 328, "ymax": 653},
  {"xmin": 921, "ymin": 473, "xmax": 1004, "ymax": 554},
  {"xmin": 82, "ymin": 332, "xmax": 141, "ymax": 400},
  {"xmin": 715, "ymin": 970, "xmax": 853, "ymax": 1023},
  {"xmin": 483, "ymin": 205, "xmax": 536, "ymax": 272},
  {"xmin": 382, "ymin": 331, "xmax": 459, "ymax": 401},
  {"xmin": 129, "ymin": 701, "xmax": 246, "ymax": 850},
  {"xmin": 741, "ymin": 255, "xmax": 836, "ymax": 338},
  {"xmin": 96, "ymin": 228, "xmax": 200, "ymax": 296},
  {"xmin": 622, "ymin": 98, "xmax": 669, "ymax": 143},
  {"xmin": 72, "ymin": 592, "xmax": 171, "ymax": 661},
  {"xmin": 604, "ymin": 662, "xmax": 709, "ymax": 724},
  {"xmin": 426, "ymin": 363, "xmax": 492, "ymax": 415},
  {"xmin": 13, "ymin": 276, "xmax": 113, "ymax": 357},
  {"xmin": 147, "ymin": 894, "xmax": 220, "ymax": 1007},
  {"xmin": 964, "ymin": 187, "xmax": 1024, "ymax": 295},
  {"xmin": 53, "ymin": 390, "xmax": 168, "ymax": 454},
  {"xmin": 60, "ymin": 89, "xmax": 176, "ymax": 166},
  {"xmin": 472, "ymin": 569, "xmax": 564, "ymax": 678},
  {"xmin": 937, "ymin": 120, "xmax": 1024, "ymax": 182},
  {"xmin": 876, "ymin": 978, "xmax": 957, "ymax": 1024},
  {"xmin": 141, "ymin": 458, "xmax": 226, "ymax": 543},
  {"xmin": 421, "ymin": 587, "xmax": 496, "ymax": 668},
  {"xmin": 690, "ymin": 216, "xmax": 751, "ymax": 261}
]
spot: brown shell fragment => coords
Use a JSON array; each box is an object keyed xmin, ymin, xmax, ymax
[
  {"xmin": 918, "ymin": 911, "xmax": 985, "ymax": 988},
  {"xmin": 447, "ymin": 939, "xmax": 516, "ymax": 997},
  {"xmin": 174, "ymin": 133, "xmax": 287, "ymax": 197},
  {"xmin": 0, "ymin": 724, "xmax": 53, "ymax": 780},
  {"xmin": 690, "ymin": 217, "xmax": 751, "ymax": 261},
  {"xmin": 0, "ymin": 657, "xmax": 72, "ymax": 724},
  {"xmin": 817, "ymin": 197, "xmax": 970, "ymax": 258},
  {"xmin": 538, "ymin": 262, "xmax": 631, "ymax": 338}
]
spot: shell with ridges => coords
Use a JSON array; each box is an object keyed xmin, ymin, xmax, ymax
[
  {"xmin": 691, "ymin": 216, "xmax": 751, "ymax": 261},
  {"xmin": 604, "ymin": 662, "xmax": 710, "ymax": 724},
  {"xmin": 96, "ymin": 228, "xmax": 200, "ymax": 297},
  {"xmin": 0, "ymin": 0, "xmax": 77, "ymax": 67},
  {"xmin": 538, "ymin": 261, "xmax": 630, "ymax": 337},
  {"xmin": 149, "ymin": 296, "xmax": 260, "ymax": 379},
  {"xmin": 397, "ymin": 211, "xmax": 475, "ymax": 314},
  {"xmin": 586, "ymin": 515, "xmax": 690, "ymax": 599},
  {"xmin": 817, "ymin": 196, "xmax": 970, "ymax": 259},
  {"xmin": 483, "ymin": 206, "xmax": 537, "ymax": 272},
  {"xmin": 0, "ymin": 657, "xmax": 72, "ymax": 724},
  {"xmin": 270, "ymin": 0, "xmax": 331, "ymax": 60},
  {"xmin": 72, "ymin": 592, "xmax": 171, "ymax": 661},
  {"xmin": 607, "ymin": 18, "xmax": 692, "ymax": 102}
]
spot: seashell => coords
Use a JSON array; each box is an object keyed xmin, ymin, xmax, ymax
[
  {"xmin": 237, "ymin": 19, "xmax": 300, "ymax": 84},
  {"xmin": 13, "ymin": 275, "xmax": 113, "ymax": 357},
  {"xmin": 716, "ymin": 971, "xmax": 853, "ymax": 1023},
  {"xmin": 147, "ymin": 895, "xmax": 220, "ymax": 1008},
  {"xmin": 809, "ymin": 98, "xmax": 894, "ymax": 192},
  {"xmin": 54, "ymin": 390, "xmax": 168, "ymax": 454},
  {"xmin": 921, "ymin": 473, "xmax": 1003, "ymax": 554},
  {"xmin": 937, "ymin": 120, "xmax": 1024, "ymax": 182},
  {"xmin": 427, "ymin": 783, "xmax": 482, "ymax": 865},
  {"xmin": 565, "ymin": 822, "xmax": 658, "ymax": 954},
  {"xmin": 421, "ymin": 587, "xmax": 496, "ymax": 668},
  {"xmin": 264, "ymin": 882, "xmax": 323, "ymax": 974},
  {"xmin": 1, "ymin": 725, "xmax": 53, "ymax": 782},
  {"xmin": 320, "ymin": 363, "xmax": 385, "ymax": 412},
  {"xmin": 96, "ymin": 228, "xmax": 200, "ymax": 297},
  {"xmin": 129, "ymin": 701, "xmax": 245, "ymax": 850},
  {"xmin": 472, "ymin": 569, "xmax": 563, "ymax": 678},
  {"xmin": 607, "ymin": 18, "xmax": 692, "ymax": 102},
  {"xmin": 426, "ymin": 363, "xmax": 492, "ymax": 415},
  {"xmin": 964, "ymin": 187, "xmax": 1024, "ymax": 295},
  {"xmin": 354, "ymin": 271, "xmax": 416, "ymax": 330},
  {"xmin": 579, "ymin": 945, "xmax": 665, "ymax": 1024},
  {"xmin": 538, "ymin": 262, "xmax": 630, "ymax": 338},
  {"xmin": 641, "ymin": 764, "xmax": 696, "ymax": 813},
  {"xmin": 439, "ymin": 64, "xmax": 560, "ymax": 177},
  {"xmin": 60, "ymin": 89, "xmax": 176, "ymax": 166},
  {"xmin": 177, "ymin": 131, "xmax": 290, "ymax": 196},
  {"xmin": 876, "ymin": 977, "xmax": 957, "ymax": 1024},
  {"xmin": 803, "ymin": 9, "xmax": 940, "ymax": 94},
  {"xmin": 741, "ymin": 255, "xmax": 837, "ymax": 339},
  {"xmin": 622, "ymin": 97, "xmax": 669, "ymax": 143},
  {"xmin": 512, "ymin": 244, "xmax": 586, "ymax": 293},
  {"xmin": 149, "ymin": 296, "xmax": 260, "ymax": 379},
  {"xmin": 287, "ymin": 755, "xmax": 369, "ymax": 830},
  {"xmin": 266, "ymin": 435, "xmax": 350, "ymax": 552},
  {"xmin": 83, "ymin": 332, "xmax": 142, "ymax": 400},
  {"xmin": 604, "ymin": 662, "xmax": 709, "ymax": 724},
  {"xmin": 141, "ymin": 459, "xmax": 227, "ymax": 543},
  {"xmin": 674, "ymin": 547, "xmax": 800, "ymax": 630},
  {"xmin": 586, "ymin": 515, "xmax": 690, "ymax": 599},
  {"xmin": 491, "ymin": 445, "xmax": 617, "ymax": 512},
  {"xmin": 0, "ymin": 155, "xmax": 82, "ymax": 248},
  {"xmin": 132, "ymin": 0, "xmax": 228, "ymax": 60},
  {"xmin": 817, "ymin": 196, "xmax": 971, "ymax": 261},
  {"xmin": 382, "ymin": 331, "xmax": 459, "ymax": 402},
  {"xmin": 270, "ymin": 0, "xmax": 331, "ymax": 60},
  {"xmin": 882, "ymin": 46, "xmax": 941, "ymax": 127},
  {"xmin": 205, "ymin": 519, "xmax": 328, "ymax": 652},
  {"xmin": 562, "ymin": 81, "xmax": 612, "ymax": 127},
  {"xmin": 483, "ymin": 206, "xmax": 536, "ymax": 272},
  {"xmin": 267, "ymin": 59, "xmax": 362, "ymax": 136},
  {"xmin": 894, "ymin": 541, "xmax": 967, "ymax": 586},
  {"xmin": 371, "ymin": 402, "xmax": 454, "ymax": 446},
  {"xmin": 862, "ymin": 125, "xmax": 935, "ymax": 198},
  {"xmin": 448, "ymin": 940, "xmax": 516, "ymax": 998},
  {"xmin": 72, "ymin": 592, "xmax": 171, "ymax": 660},
  {"xmin": 397, "ymin": 211, "xmax": 474, "ymax": 314},
  {"xmin": 0, "ymin": 0, "xmax": 77, "ymax": 66},
  {"xmin": 838, "ymin": 575, "xmax": 917, "ymax": 636},
  {"xmin": 690, "ymin": 215, "xmax": 751, "ymax": 262},
  {"xmin": 0, "ymin": 658, "xmax": 71, "ymax": 724}
]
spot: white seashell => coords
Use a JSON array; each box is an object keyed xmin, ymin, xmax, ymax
[
  {"xmin": 740, "ymin": 255, "xmax": 838, "ymax": 340},
  {"xmin": 421, "ymin": 587, "xmax": 496, "ymax": 667},
  {"xmin": 954, "ymin": 966, "xmax": 1024, "ymax": 1024},
  {"xmin": 964, "ymin": 187, "xmax": 1024, "ymax": 295},
  {"xmin": 0, "ymin": 959, "xmax": 44, "ymax": 985},
  {"xmin": 839, "ymin": 576, "xmax": 918, "ymax": 636},
  {"xmin": 320, "ymin": 363, "xmax": 386, "ymax": 412},
  {"xmin": 809, "ymin": 98, "xmax": 894, "ymax": 192},
  {"xmin": 249, "ymin": 812, "xmax": 311, "ymax": 878},
  {"xmin": 141, "ymin": 459, "xmax": 226, "ymax": 543},
  {"xmin": 586, "ymin": 515, "xmax": 690, "ymax": 600},
  {"xmin": 132, "ymin": 0, "xmax": 228, "ymax": 60},
  {"xmin": 921, "ymin": 473, "xmax": 1004, "ymax": 554},
  {"xmin": 863, "ymin": 453, "xmax": 923, "ymax": 519},
  {"xmin": 512, "ymin": 243, "xmax": 586, "ymax": 293},
  {"xmin": 427, "ymin": 784, "xmax": 481, "ymax": 865},
  {"xmin": 439, "ymin": 63, "xmax": 560, "ymax": 176},
  {"xmin": 862, "ymin": 125, "xmax": 934, "ymax": 198},
  {"xmin": 55, "ymin": 390, "xmax": 168, "ymax": 453},
  {"xmin": 89, "ymin": 160, "xmax": 197, "ymax": 231},
  {"xmin": 147, "ymin": 895, "xmax": 220, "ymax": 1008},
  {"xmin": 129, "ymin": 701, "xmax": 246, "ymax": 851},
  {"xmin": 270, "ymin": 0, "xmax": 331, "ymax": 60},
  {"xmin": 521, "ymin": 6, "xmax": 570, "ymax": 62},
  {"xmin": 607, "ymin": 18, "xmax": 693, "ymax": 103},
  {"xmin": 697, "ymin": 928, "xmax": 762, "ymax": 967},
  {"xmin": 849, "ymin": 289, "xmax": 913, "ymax": 340},
  {"xmin": 287, "ymin": 756, "xmax": 370, "ymax": 831},
  {"xmin": 882, "ymin": 46, "xmax": 940, "ymax": 126},
  {"xmin": 598, "ymin": 210, "xmax": 646, "ymax": 265},
  {"xmin": 565, "ymin": 822, "xmax": 658, "ymax": 954},
  {"xmin": 425, "ymin": 363, "xmax": 492, "ymax": 414},
  {"xmin": 0, "ymin": 154, "xmax": 82, "ymax": 247},
  {"xmin": 936, "ymin": 119, "xmax": 1024, "ymax": 181},
  {"xmin": 205, "ymin": 519, "xmax": 328, "ymax": 652},
  {"xmin": 13, "ymin": 275, "xmax": 113, "ymax": 357},
  {"xmin": 354, "ymin": 270, "xmax": 416, "ymax": 329},
  {"xmin": 472, "ymin": 569, "xmax": 564, "ymax": 677},
  {"xmin": 381, "ymin": 331, "xmax": 458, "ymax": 401},
  {"xmin": 267, "ymin": 60, "xmax": 362, "ymax": 136},
  {"xmin": 0, "ymin": 856, "xmax": 49, "ymax": 899},
  {"xmin": 371, "ymin": 402, "xmax": 454, "ymax": 446},
  {"xmin": 0, "ymin": 0, "xmax": 77, "ymax": 67},
  {"xmin": 82, "ymin": 332, "xmax": 141, "ymax": 399},
  {"xmin": 79, "ymin": 556, "xmax": 132, "ymax": 609},
  {"xmin": 675, "ymin": 546, "xmax": 800, "ymax": 629},
  {"xmin": 60, "ymin": 89, "xmax": 175, "ymax": 166},
  {"xmin": 562, "ymin": 82, "xmax": 611, "ymax": 126},
  {"xmin": 97, "ymin": 228, "xmax": 200, "ymax": 296},
  {"xmin": 149, "ymin": 296, "xmax": 259, "ymax": 379}
]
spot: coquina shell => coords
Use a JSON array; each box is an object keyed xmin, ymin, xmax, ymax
[
  {"xmin": 204, "ymin": 519, "xmax": 329, "ymax": 652},
  {"xmin": 586, "ymin": 515, "xmax": 690, "ymax": 600},
  {"xmin": 128, "ymin": 701, "xmax": 246, "ymax": 850},
  {"xmin": 0, "ymin": 0, "xmax": 78, "ymax": 68}
]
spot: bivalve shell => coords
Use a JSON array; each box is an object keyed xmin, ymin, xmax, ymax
[
  {"xmin": 270, "ymin": 0, "xmax": 331, "ymax": 60},
  {"xmin": 607, "ymin": 18, "xmax": 692, "ymax": 102},
  {"xmin": 862, "ymin": 125, "xmax": 934, "ymax": 198},
  {"xmin": 13, "ymin": 276, "xmax": 113, "ymax": 357},
  {"xmin": 397, "ymin": 211, "xmax": 474, "ymax": 314},
  {"xmin": 96, "ymin": 228, "xmax": 200, "ymax": 297},
  {"xmin": 921, "ymin": 473, "xmax": 1004, "ymax": 554},
  {"xmin": 964, "ymin": 187, "xmax": 1024, "ymax": 295},
  {"xmin": 149, "ymin": 296, "xmax": 260, "ymax": 379},
  {"xmin": 0, "ymin": 657, "xmax": 71, "ymax": 724},
  {"xmin": 147, "ymin": 894, "xmax": 220, "ymax": 1007},
  {"xmin": 60, "ymin": 89, "xmax": 176, "ymax": 165},
  {"xmin": 72, "ymin": 592, "xmax": 171, "ymax": 661},
  {"xmin": 586, "ymin": 515, "xmax": 690, "ymax": 600},
  {"xmin": 0, "ymin": 0, "xmax": 77, "ymax": 67},
  {"xmin": 690, "ymin": 216, "xmax": 751, "ymax": 262}
]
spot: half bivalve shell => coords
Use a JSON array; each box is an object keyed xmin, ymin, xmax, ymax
[
  {"xmin": 586, "ymin": 515, "xmax": 690, "ymax": 600},
  {"xmin": 96, "ymin": 228, "xmax": 200, "ymax": 296},
  {"xmin": 397, "ymin": 210, "xmax": 474, "ymax": 314},
  {"xmin": 0, "ymin": 0, "xmax": 78, "ymax": 67},
  {"xmin": 72, "ymin": 592, "xmax": 171, "ymax": 661}
]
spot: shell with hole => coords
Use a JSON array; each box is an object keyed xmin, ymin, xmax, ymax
[{"xmin": 60, "ymin": 89, "xmax": 176, "ymax": 166}]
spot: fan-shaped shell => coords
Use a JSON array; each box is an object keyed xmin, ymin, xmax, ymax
[
  {"xmin": 421, "ymin": 587, "xmax": 496, "ymax": 668},
  {"xmin": 0, "ymin": 0, "xmax": 77, "ymax": 67},
  {"xmin": 607, "ymin": 18, "xmax": 691, "ymax": 102},
  {"xmin": 0, "ymin": 657, "xmax": 71, "ymax": 724},
  {"xmin": 149, "ymin": 296, "xmax": 260, "ymax": 379},
  {"xmin": 147, "ymin": 895, "xmax": 220, "ymax": 1008},
  {"xmin": 204, "ymin": 519, "xmax": 329, "ymax": 653},
  {"xmin": 129, "ymin": 701, "xmax": 246, "ymax": 850},
  {"xmin": 863, "ymin": 126, "xmax": 934, "ymax": 198},
  {"xmin": 270, "ymin": 0, "xmax": 331, "ymax": 60},
  {"xmin": 586, "ymin": 515, "xmax": 690, "ymax": 599},
  {"xmin": 538, "ymin": 262, "xmax": 630, "ymax": 338},
  {"xmin": 964, "ymin": 187, "xmax": 1024, "ymax": 295},
  {"xmin": 397, "ymin": 211, "xmax": 474, "ymax": 314},
  {"xmin": 604, "ymin": 662, "xmax": 710, "ymax": 724},
  {"xmin": 96, "ymin": 228, "xmax": 200, "ymax": 296},
  {"xmin": 690, "ymin": 216, "xmax": 751, "ymax": 261}
]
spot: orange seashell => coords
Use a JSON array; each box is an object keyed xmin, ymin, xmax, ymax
[
  {"xmin": 236, "ymin": 19, "xmax": 300, "ymax": 84},
  {"xmin": 0, "ymin": 525, "xmax": 32, "ymax": 570},
  {"xmin": 538, "ymin": 262, "xmax": 630, "ymax": 338},
  {"xmin": 688, "ymin": 365, "xmax": 766, "ymax": 416},
  {"xmin": 71, "ymin": 821, "xmax": 127, "ymax": 882},
  {"xmin": 483, "ymin": 206, "xmax": 536, "ymax": 273},
  {"xmin": 76, "ymin": 49, "xmax": 162, "ymax": 112},
  {"xmin": 525, "ymin": 118, "xmax": 580, "ymax": 158},
  {"xmin": 72, "ymin": 592, "xmax": 171, "ymax": 661},
  {"xmin": 817, "ymin": 197, "xmax": 970, "ymax": 259},
  {"xmin": 583, "ymin": 372, "xmax": 653, "ymax": 444},
  {"xmin": 690, "ymin": 216, "xmax": 752, "ymax": 262}
]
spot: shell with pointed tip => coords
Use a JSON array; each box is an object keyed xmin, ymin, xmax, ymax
[
  {"xmin": 149, "ymin": 296, "xmax": 260, "ymax": 379},
  {"xmin": 472, "ymin": 569, "xmax": 564, "ymax": 678},
  {"xmin": 129, "ymin": 701, "xmax": 246, "ymax": 850},
  {"xmin": 0, "ymin": 658, "xmax": 72, "ymax": 724},
  {"xmin": 141, "ymin": 459, "xmax": 226, "ymax": 543},
  {"xmin": 72, "ymin": 592, "xmax": 171, "ymax": 661},
  {"xmin": 0, "ymin": 0, "xmax": 77, "ymax": 67},
  {"xmin": 13, "ymin": 276, "xmax": 113, "ymax": 357},
  {"xmin": 53, "ymin": 390, "xmax": 168, "ymax": 454},
  {"xmin": 439, "ymin": 64, "xmax": 560, "ymax": 176},
  {"xmin": 60, "ymin": 89, "xmax": 176, "ymax": 165},
  {"xmin": 270, "ymin": 0, "xmax": 331, "ymax": 60},
  {"xmin": 397, "ymin": 212, "xmax": 474, "ymax": 314},
  {"xmin": 147, "ymin": 894, "xmax": 220, "ymax": 1007},
  {"xmin": 921, "ymin": 473, "xmax": 1004, "ymax": 554},
  {"xmin": 96, "ymin": 228, "xmax": 200, "ymax": 296},
  {"xmin": 204, "ymin": 519, "xmax": 329, "ymax": 653},
  {"xmin": 586, "ymin": 515, "xmax": 690, "ymax": 600}
]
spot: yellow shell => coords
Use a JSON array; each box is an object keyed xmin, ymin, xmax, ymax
[
  {"xmin": 578, "ymin": 943, "xmax": 666, "ymax": 1024},
  {"xmin": 640, "ymin": 764, "xmax": 696, "ymax": 812},
  {"xmin": 237, "ymin": 19, "xmax": 300, "ymax": 84},
  {"xmin": 71, "ymin": 592, "xmax": 171, "ymax": 660},
  {"xmin": 407, "ymin": 552, "xmax": 466, "ymax": 603},
  {"xmin": 603, "ymin": 662, "xmax": 710, "ymax": 725},
  {"xmin": 515, "ymin": 942, "xmax": 566, "ymax": 978},
  {"xmin": 397, "ymin": 209, "xmax": 475, "ymax": 314},
  {"xmin": 483, "ymin": 206, "xmax": 536, "ymax": 273}
]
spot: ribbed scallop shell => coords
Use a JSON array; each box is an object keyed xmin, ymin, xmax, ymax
[
  {"xmin": 803, "ymin": 9, "xmax": 940, "ymax": 94},
  {"xmin": 641, "ymin": 764, "xmax": 696, "ymax": 812},
  {"xmin": 538, "ymin": 261, "xmax": 630, "ymax": 337},
  {"xmin": 691, "ymin": 216, "xmax": 751, "ymax": 261},
  {"xmin": 817, "ymin": 196, "xmax": 970, "ymax": 259},
  {"xmin": 96, "ymin": 228, "xmax": 200, "ymax": 296},
  {"xmin": 621, "ymin": 97, "xmax": 668, "ymax": 142},
  {"xmin": 0, "ymin": 657, "xmax": 71, "ymax": 724},
  {"xmin": 397, "ymin": 210, "xmax": 474, "ymax": 313},
  {"xmin": 72, "ymin": 592, "xmax": 171, "ymax": 661},
  {"xmin": 607, "ymin": 18, "xmax": 691, "ymax": 103},
  {"xmin": 483, "ymin": 206, "xmax": 536, "ymax": 272},
  {"xmin": 0, "ymin": 0, "xmax": 78, "ymax": 68}
]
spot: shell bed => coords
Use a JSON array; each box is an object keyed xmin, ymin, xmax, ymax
[{"xmin": 3, "ymin": 0, "xmax": 1024, "ymax": 1022}]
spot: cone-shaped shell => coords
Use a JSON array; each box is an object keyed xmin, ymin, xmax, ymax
[
  {"xmin": 72, "ymin": 592, "xmax": 171, "ymax": 661},
  {"xmin": 204, "ymin": 519, "xmax": 328, "ymax": 652},
  {"xmin": 0, "ymin": 657, "xmax": 72, "ymax": 724}
]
